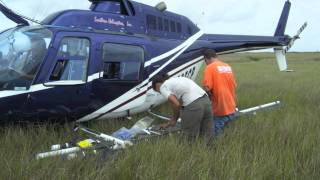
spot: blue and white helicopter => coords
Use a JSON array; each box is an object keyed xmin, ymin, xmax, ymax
[{"xmin": 0, "ymin": 0, "xmax": 306, "ymax": 123}]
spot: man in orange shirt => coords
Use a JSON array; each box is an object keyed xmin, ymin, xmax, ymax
[{"xmin": 202, "ymin": 49, "xmax": 237, "ymax": 135}]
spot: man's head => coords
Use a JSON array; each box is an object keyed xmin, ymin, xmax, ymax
[
  {"xmin": 152, "ymin": 74, "xmax": 169, "ymax": 92},
  {"xmin": 203, "ymin": 49, "xmax": 218, "ymax": 65}
]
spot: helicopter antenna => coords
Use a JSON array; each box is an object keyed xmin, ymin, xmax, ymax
[{"xmin": 0, "ymin": 0, "xmax": 43, "ymax": 25}]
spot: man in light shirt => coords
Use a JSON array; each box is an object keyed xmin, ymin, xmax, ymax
[{"xmin": 152, "ymin": 74, "xmax": 213, "ymax": 140}]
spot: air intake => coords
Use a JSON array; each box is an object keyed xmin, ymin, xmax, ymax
[{"xmin": 155, "ymin": 2, "xmax": 167, "ymax": 12}]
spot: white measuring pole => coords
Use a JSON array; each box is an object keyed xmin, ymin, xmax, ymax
[
  {"xmin": 36, "ymin": 147, "xmax": 81, "ymax": 160},
  {"xmin": 238, "ymin": 101, "xmax": 281, "ymax": 115},
  {"xmin": 149, "ymin": 101, "xmax": 281, "ymax": 120}
]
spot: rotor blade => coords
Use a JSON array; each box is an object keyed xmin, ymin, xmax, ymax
[
  {"xmin": 285, "ymin": 22, "xmax": 308, "ymax": 53},
  {"xmin": 0, "ymin": 2, "xmax": 29, "ymax": 25}
]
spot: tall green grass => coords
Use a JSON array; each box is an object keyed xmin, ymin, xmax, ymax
[{"xmin": 0, "ymin": 53, "xmax": 319, "ymax": 180}]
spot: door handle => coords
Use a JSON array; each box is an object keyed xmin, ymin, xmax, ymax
[{"xmin": 152, "ymin": 65, "xmax": 161, "ymax": 68}]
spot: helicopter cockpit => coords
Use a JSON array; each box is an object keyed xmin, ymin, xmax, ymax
[{"xmin": 0, "ymin": 26, "xmax": 52, "ymax": 91}]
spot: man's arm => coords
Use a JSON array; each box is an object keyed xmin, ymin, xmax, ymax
[
  {"xmin": 203, "ymin": 86, "xmax": 213, "ymax": 99},
  {"xmin": 168, "ymin": 95, "xmax": 180, "ymax": 121},
  {"xmin": 159, "ymin": 84, "xmax": 181, "ymax": 128},
  {"xmin": 161, "ymin": 95, "xmax": 180, "ymax": 128},
  {"xmin": 203, "ymin": 67, "xmax": 214, "ymax": 99}
]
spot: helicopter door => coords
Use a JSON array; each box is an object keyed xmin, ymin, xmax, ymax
[
  {"xmin": 24, "ymin": 36, "xmax": 92, "ymax": 120},
  {"xmin": 91, "ymin": 42, "xmax": 145, "ymax": 115}
]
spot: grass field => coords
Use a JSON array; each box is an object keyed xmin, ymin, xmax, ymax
[{"xmin": 1, "ymin": 52, "xmax": 320, "ymax": 180}]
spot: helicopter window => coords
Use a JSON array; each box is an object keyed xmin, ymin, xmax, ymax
[
  {"xmin": 50, "ymin": 60, "xmax": 67, "ymax": 81},
  {"xmin": 157, "ymin": 17, "xmax": 163, "ymax": 31},
  {"xmin": 49, "ymin": 37, "xmax": 90, "ymax": 82},
  {"xmin": 164, "ymin": 19, "xmax": 169, "ymax": 32},
  {"xmin": 102, "ymin": 43, "xmax": 144, "ymax": 81},
  {"xmin": 170, "ymin": 21, "xmax": 176, "ymax": 32},
  {"xmin": 103, "ymin": 62, "xmax": 121, "ymax": 79},
  {"xmin": 0, "ymin": 27, "xmax": 52, "ymax": 90},
  {"xmin": 146, "ymin": 15, "xmax": 157, "ymax": 30}
]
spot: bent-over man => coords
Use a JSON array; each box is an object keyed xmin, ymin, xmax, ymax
[{"xmin": 152, "ymin": 75, "xmax": 213, "ymax": 140}]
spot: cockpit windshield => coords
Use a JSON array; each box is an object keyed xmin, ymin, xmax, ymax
[{"xmin": 0, "ymin": 26, "xmax": 52, "ymax": 90}]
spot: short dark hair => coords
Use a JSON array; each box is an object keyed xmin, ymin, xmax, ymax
[
  {"xmin": 203, "ymin": 49, "xmax": 217, "ymax": 59},
  {"xmin": 152, "ymin": 74, "xmax": 169, "ymax": 90}
]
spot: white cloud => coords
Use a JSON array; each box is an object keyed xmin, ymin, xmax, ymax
[{"xmin": 0, "ymin": 0, "xmax": 319, "ymax": 51}]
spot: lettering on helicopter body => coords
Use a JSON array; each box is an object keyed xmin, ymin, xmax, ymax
[
  {"xmin": 179, "ymin": 66, "xmax": 196, "ymax": 79},
  {"xmin": 94, "ymin": 16, "xmax": 125, "ymax": 27}
]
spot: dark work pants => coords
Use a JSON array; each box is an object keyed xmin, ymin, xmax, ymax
[
  {"xmin": 214, "ymin": 113, "xmax": 237, "ymax": 136},
  {"xmin": 180, "ymin": 96, "xmax": 214, "ymax": 141}
]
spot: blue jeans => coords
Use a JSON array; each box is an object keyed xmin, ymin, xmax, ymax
[{"xmin": 214, "ymin": 113, "xmax": 236, "ymax": 136}]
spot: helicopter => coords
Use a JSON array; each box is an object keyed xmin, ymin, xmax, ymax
[{"xmin": 0, "ymin": 0, "xmax": 306, "ymax": 123}]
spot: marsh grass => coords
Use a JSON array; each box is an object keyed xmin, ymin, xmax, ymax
[{"xmin": 1, "ymin": 53, "xmax": 320, "ymax": 180}]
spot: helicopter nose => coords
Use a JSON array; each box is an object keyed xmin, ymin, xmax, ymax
[
  {"xmin": 0, "ymin": 95, "xmax": 25, "ymax": 123},
  {"xmin": 0, "ymin": 99, "xmax": 11, "ymax": 122}
]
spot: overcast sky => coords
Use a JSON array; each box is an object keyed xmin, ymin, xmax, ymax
[{"xmin": 0, "ymin": 0, "xmax": 318, "ymax": 51}]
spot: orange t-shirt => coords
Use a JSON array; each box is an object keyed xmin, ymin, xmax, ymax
[{"xmin": 203, "ymin": 60, "xmax": 237, "ymax": 116}]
